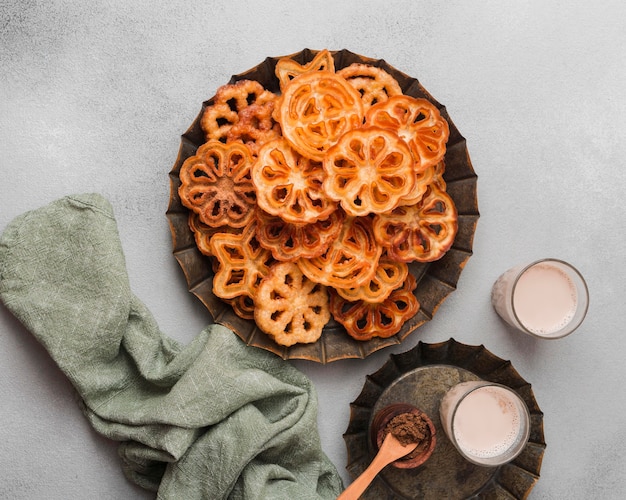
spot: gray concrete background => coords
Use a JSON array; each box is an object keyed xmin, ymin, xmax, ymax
[{"xmin": 1, "ymin": 1, "xmax": 625, "ymax": 498}]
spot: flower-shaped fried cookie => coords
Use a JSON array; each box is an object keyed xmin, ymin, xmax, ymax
[
  {"xmin": 181, "ymin": 54, "xmax": 461, "ymax": 348},
  {"xmin": 275, "ymin": 70, "xmax": 364, "ymax": 162},
  {"xmin": 297, "ymin": 216, "xmax": 381, "ymax": 289},
  {"xmin": 337, "ymin": 63, "xmax": 402, "ymax": 112},
  {"xmin": 226, "ymin": 295, "xmax": 255, "ymax": 320},
  {"xmin": 251, "ymin": 138, "xmax": 337, "ymax": 224},
  {"xmin": 255, "ymin": 208, "xmax": 344, "ymax": 262},
  {"xmin": 323, "ymin": 127, "xmax": 415, "ymax": 216},
  {"xmin": 275, "ymin": 49, "xmax": 336, "ymax": 91},
  {"xmin": 373, "ymin": 184, "xmax": 458, "ymax": 263},
  {"xmin": 226, "ymin": 100, "xmax": 281, "ymax": 156},
  {"xmin": 201, "ymin": 79, "xmax": 277, "ymax": 147},
  {"xmin": 366, "ymin": 95, "xmax": 449, "ymax": 172},
  {"xmin": 188, "ymin": 212, "xmax": 241, "ymax": 258},
  {"xmin": 330, "ymin": 273, "xmax": 419, "ymax": 341},
  {"xmin": 395, "ymin": 160, "xmax": 447, "ymax": 208},
  {"xmin": 178, "ymin": 141, "xmax": 256, "ymax": 228},
  {"xmin": 254, "ymin": 262, "xmax": 330, "ymax": 346},
  {"xmin": 209, "ymin": 220, "xmax": 274, "ymax": 300},
  {"xmin": 335, "ymin": 253, "xmax": 409, "ymax": 304}
]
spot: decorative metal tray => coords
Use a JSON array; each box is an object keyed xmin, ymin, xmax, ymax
[
  {"xmin": 343, "ymin": 338, "xmax": 546, "ymax": 498},
  {"xmin": 166, "ymin": 49, "xmax": 479, "ymax": 363}
]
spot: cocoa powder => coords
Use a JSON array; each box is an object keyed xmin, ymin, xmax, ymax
[{"xmin": 383, "ymin": 412, "xmax": 429, "ymax": 447}]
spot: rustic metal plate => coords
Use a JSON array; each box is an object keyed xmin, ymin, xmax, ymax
[
  {"xmin": 166, "ymin": 49, "xmax": 479, "ymax": 363},
  {"xmin": 343, "ymin": 338, "xmax": 546, "ymax": 498}
]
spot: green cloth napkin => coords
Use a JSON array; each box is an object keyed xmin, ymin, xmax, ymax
[{"xmin": 0, "ymin": 194, "xmax": 343, "ymax": 499}]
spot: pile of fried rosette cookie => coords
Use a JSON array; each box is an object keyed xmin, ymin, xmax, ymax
[{"xmin": 177, "ymin": 50, "xmax": 458, "ymax": 348}]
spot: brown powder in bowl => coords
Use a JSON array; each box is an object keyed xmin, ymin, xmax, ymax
[{"xmin": 382, "ymin": 412, "xmax": 431, "ymax": 459}]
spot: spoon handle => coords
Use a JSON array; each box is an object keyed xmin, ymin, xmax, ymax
[
  {"xmin": 336, "ymin": 456, "xmax": 388, "ymax": 499},
  {"xmin": 337, "ymin": 434, "xmax": 413, "ymax": 500}
]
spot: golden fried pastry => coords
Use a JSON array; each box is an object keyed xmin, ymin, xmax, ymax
[
  {"xmin": 226, "ymin": 100, "xmax": 281, "ymax": 156},
  {"xmin": 373, "ymin": 184, "xmax": 458, "ymax": 263},
  {"xmin": 200, "ymin": 103, "xmax": 238, "ymax": 144},
  {"xmin": 188, "ymin": 212, "xmax": 242, "ymax": 257},
  {"xmin": 366, "ymin": 95, "xmax": 449, "ymax": 172},
  {"xmin": 275, "ymin": 49, "xmax": 336, "ymax": 91},
  {"xmin": 337, "ymin": 63, "xmax": 402, "ymax": 112},
  {"xmin": 297, "ymin": 216, "xmax": 381, "ymax": 289},
  {"xmin": 335, "ymin": 254, "xmax": 408, "ymax": 304},
  {"xmin": 431, "ymin": 159, "xmax": 447, "ymax": 190},
  {"xmin": 393, "ymin": 160, "xmax": 436, "ymax": 208},
  {"xmin": 255, "ymin": 209, "xmax": 344, "ymax": 262},
  {"xmin": 178, "ymin": 140, "xmax": 257, "ymax": 228},
  {"xmin": 254, "ymin": 262, "xmax": 330, "ymax": 346},
  {"xmin": 330, "ymin": 273, "xmax": 419, "ymax": 341},
  {"xmin": 251, "ymin": 138, "xmax": 337, "ymax": 223},
  {"xmin": 180, "ymin": 52, "xmax": 461, "ymax": 348},
  {"xmin": 226, "ymin": 294, "xmax": 255, "ymax": 320},
  {"xmin": 323, "ymin": 127, "xmax": 415, "ymax": 216},
  {"xmin": 201, "ymin": 79, "xmax": 277, "ymax": 145},
  {"xmin": 275, "ymin": 70, "xmax": 364, "ymax": 162},
  {"xmin": 209, "ymin": 220, "xmax": 274, "ymax": 300},
  {"xmin": 396, "ymin": 160, "xmax": 448, "ymax": 208},
  {"xmin": 188, "ymin": 212, "xmax": 216, "ymax": 256},
  {"xmin": 215, "ymin": 79, "xmax": 276, "ymax": 112}
]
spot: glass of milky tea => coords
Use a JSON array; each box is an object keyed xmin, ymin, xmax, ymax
[
  {"xmin": 439, "ymin": 381, "xmax": 531, "ymax": 467},
  {"xmin": 491, "ymin": 258, "xmax": 589, "ymax": 339}
]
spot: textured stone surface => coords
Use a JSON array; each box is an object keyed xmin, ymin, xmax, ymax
[{"xmin": 2, "ymin": 1, "xmax": 626, "ymax": 498}]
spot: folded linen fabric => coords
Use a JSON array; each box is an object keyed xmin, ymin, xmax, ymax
[{"xmin": 0, "ymin": 194, "xmax": 343, "ymax": 499}]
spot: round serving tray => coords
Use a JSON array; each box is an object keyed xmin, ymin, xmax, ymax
[
  {"xmin": 343, "ymin": 338, "xmax": 546, "ymax": 499},
  {"xmin": 166, "ymin": 49, "xmax": 479, "ymax": 363}
]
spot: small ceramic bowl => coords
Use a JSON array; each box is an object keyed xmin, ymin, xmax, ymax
[{"xmin": 370, "ymin": 403, "xmax": 437, "ymax": 469}]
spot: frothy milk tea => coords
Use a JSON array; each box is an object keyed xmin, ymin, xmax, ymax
[
  {"xmin": 440, "ymin": 381, "xmax": 530, "ymax": 467},
  {"xmin": 491, "ymin": 259, "xmax": 588, "ymax": 339},
  {"xmin": 453, "ymin": 386, "xmax": 522, "ymax": 459},
  {"xmin": 513, "ymin": 262, "xmax": 577, "ymax": 335}
]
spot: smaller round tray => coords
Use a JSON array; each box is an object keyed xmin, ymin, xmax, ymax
[{"xmin": 343, "ymin": 338, "xmax": 546, "ymax": 499}]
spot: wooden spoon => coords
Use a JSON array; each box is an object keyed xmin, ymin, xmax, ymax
[{"xmin": 337, "ymin": 432, "xmax": 417, "ymax": 500}]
